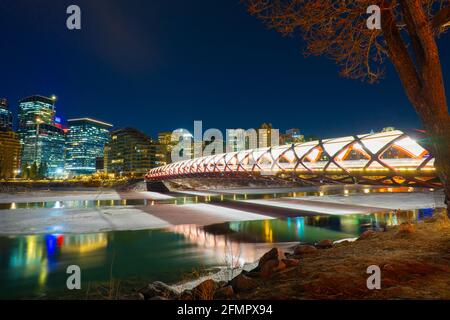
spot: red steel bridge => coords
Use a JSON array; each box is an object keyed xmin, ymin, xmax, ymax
[{"xmin": 145, "ymin": 130, "xmax": 440, "ymax": 191}]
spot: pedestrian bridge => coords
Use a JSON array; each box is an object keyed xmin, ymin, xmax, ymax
[{"xmin": 145, "ymin": 130, "xmax": 440, "ymax": 190}]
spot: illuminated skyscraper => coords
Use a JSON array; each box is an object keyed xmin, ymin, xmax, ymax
[
  {"xmin": 0, "ymin": 98, "xmax": 12, "ymax": 131},
  {"xmin": 21, "ymin": 124, "xmax": 66, "ymax": 177},
  {"xmin": 105, "ymin": 128, "xmax": 159, "ymax": 177},
  {"xmin": 170, "ymin": 129, "xmax": 194, "ymax": 161},
  {"xmin": 0, "ymin": 98, "xmax": 21, "ymax": 179},
  {"xmin": 259, "ymin": 123, "xmax": 279, "ymax": 148},
  {"xmin": 18, "ymin": 95, "xmax": 56, "ymax": 130},
  {"xmin": 157, "ymin": 132, "xmax": 173, "ymax": 165},
  {"xmin": 18, "ymin": 95, "xmax": 65, "ymax": 177},
  {"xmin": 280, "ymin": 128, "xmax": 305, "ymax": 145},
  {"xmin": 155, "ymin": 132, "xmax": 175, "ymax": 166},
  {"xmin": 65, "ymin": 118, "xmax": 113, "ymax": 176},
  {"xmin": 0, "ymin": 130, "xmax": 21, "ymax": 179},
  {"xmin": 226, "ymin": 129, "xmax": 245, "ymax": 152}
]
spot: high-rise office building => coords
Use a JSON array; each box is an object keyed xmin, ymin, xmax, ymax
[
  {"xmin": 159, "ymin": 129, "xmax": 194, "ymax": 163},
  {"xmin": 0, "ymin": 98, "xmax": 13, "ymax": 131},
  {"xmin": 157, "ymin": 132, "xmax": 174, "ymax": 166},
  {"xmin": 105, "ymin": 128, "xmax": 159, "ymax": 177},
  {"xmin": 21, "ymin": 123, "xmax": 66, "ymax": 177},
  {"xmin": 227, "ymin": 129, "xmax": 245, "ymax": 152},
  {"xmin": 258, "ymin": 123, "xmax": 274, "ymax": 148},
  {"xmin": 226, "ymin": 128, "xmax": 262, "ymax": 152},
  {"xmin": 258, "ymin": 123, "xmax": 280, "ymax": 148},
  {"xmin": 103, "ymin": 144, "xmax": 111, "ymax": 173},
  {"xmin": 281, "ymin": 128, "xmax": 305, "ymax": 145},
  {"xmin": 65, "ymin": 118, "xmax": 113, "ymax": 176},
  {"xmin": 152, "ymin": 140, "xmax": 166, "ymax": 167},
  {"xmin": 18, "ymin": 95, "xmax": 65, "ymax": 177},
  {"xmin": 18, "ymin": 95, "xmax": 56, "ymax": 130},
  {"xmin": 0, "ymin": 99, "xmax": 20, "ymax": 179},
  {"xmin": 0, "ymin": 131, "xmax": 21, "ymax": 179}
]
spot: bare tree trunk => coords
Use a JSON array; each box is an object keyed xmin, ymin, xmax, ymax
[
  {"xmin": 412, "ymin": 104, "xmax": 450, "ymax": 215},
  {"xmin": 427, "ymin": 117, "xmax": 450, "ymax": 215},
  {"xmin": 382, "ymin": 1, "xmax": 450, "ymax": 215},
  {"xmin": 444, "ymin": 171, "xmax": 450, "ymax": 216}
]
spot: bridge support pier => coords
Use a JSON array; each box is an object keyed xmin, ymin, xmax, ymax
[{"xmin": 146, "ymin": 180, "xmax": 171, "ymax": 193}]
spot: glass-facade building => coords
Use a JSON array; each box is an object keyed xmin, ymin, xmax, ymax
[
  {"xmin": 21, "ymin": 124, "xmax": 66, "ymax": 176},
  {"xmin": 105, "ymin": 128, "xmax": 158, "ymax": 177},
  {"xmin": 0, "ymin": 98, "xmax": 12, "ymax": 131},
  {"xmin": 65, "ymin": 118, "xmax": 112, "ymax": 176},
  {"xmin": 18, "ymin": 95, "xmax": 65, "ymax": 177},
  {"xmin": 18, "ymin": 96, "xmax": 56, "ymax": 130},
  {"xmin": 281, "ymin": 128, "xmax": 305, "ymax": 145},
  {"xmin": 0, "ymin": 98, "xmax": 21, "ymax": 179},
  {"xmin": 0, "ymin": 131, "xmax": 21, "ymax": 179}
]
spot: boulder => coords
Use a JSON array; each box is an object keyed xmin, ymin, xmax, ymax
[
  {"xmin": 260, "ymin": 259, "xmax": 286, "ymax": 277},
  {"xmin": 192, "ymin": 279, "xmax": 219, "ymax": 300},
  {"xmin": 293, "ymin": 244, "xmax": 317, "ymax": 255},
  {"xmin": 358, "ymin": 230, "xmax": 376, "ymax": 240},
  {"xmin": 241, "ymin": 269, "xmax": 260, "ymax": 278},
  {"xmin": 213, "ymin": 285, "xmax": 234, "ymax": 300},
  {"xmin": 230, "ymin": 274, "xmax": 258, "ymax": 292},
  {"xmin": 397, "ymin": 222, "xmax": 416, "ymax": 235},
  {"xmin": 178, "ymin": 290, "xmax": 194, "ymax": 300},
  {"xmin": 315, "ymin": 239, "xmax": 333, "ymax": 249},
  {"xmin": 282, "ymin": 258, "xmax": 300, "ymax": 267},
  {"xmin": 218, "ymin": 280, "xmax": 228, "ymax": 287},
  {"xmin": 251, "ymin": 248, "xmax": 285, "ymax": 273},
  {"xmin": 138, "ymin": 281, "xmax": 178, "ymax": 300},
  {"xmin": 258, "ymin": 248, "xmax": 285, "ymax": 268}
]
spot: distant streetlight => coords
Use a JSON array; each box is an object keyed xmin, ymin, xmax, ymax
[{"xmin": 13, "ymin": 169, "xmax": 20, "ymax": 180}]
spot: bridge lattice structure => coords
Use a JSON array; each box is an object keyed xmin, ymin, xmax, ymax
[{"xmin": 145, "ymin": 130, "xmax": 440, "ymax": 188}]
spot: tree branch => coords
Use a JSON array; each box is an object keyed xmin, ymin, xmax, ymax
[
  {"xmin": 400, "ymin": 0, "xmax": 448, "ymax": 120},
  {"xmin": 381, "ymin": 5, "xmax": 424, "ymax": 108},
  {"xmin": 432, "ymin": 6, "xmax": 450, "ymax": 30},
  {"xmin": 399, "ymin": 0, "xmax": 427, "ymax": 72}
]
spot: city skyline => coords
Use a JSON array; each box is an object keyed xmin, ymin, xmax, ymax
[
  {"xmin": 1, "ymin": 0, "xmax": 449, "ymax": 139},
  {"xmin": 0, "ymin": 93, "xmax": 413, "ymax": 141},
  {"xmin": 1, "ymin": 93, "xmax": 323, "ymax": 180}
]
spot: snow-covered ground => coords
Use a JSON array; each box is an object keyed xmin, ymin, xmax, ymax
[
  {"xmin": 0, "ymin": 203, "xmax": 271, "ymax": 235},
  {"xmin": 293, "ymin": 191, "xmax": 445, "ymax": 210},
  {"xmin": 243, "ymin": 198, "xmax": 381, "ymax": 215},
  {"xmin": 0, "ymin": 188, "xmax": 444, "ymax": 235},
  {"xmin": 0, "ymin": 190, "xmax": 173, "ymax": 204},
  {"xmin": 243, "ymin": 191, "xmax": 444, "ymax": 215}
]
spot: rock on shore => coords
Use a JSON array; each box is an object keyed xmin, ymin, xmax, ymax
[
  {"xmin": 138, "ymin": 209, "xmax": 450, "ymax": 300},
  {"xmin": 138, "ymin": 236, "xmax": 340, "ymax": 300}
]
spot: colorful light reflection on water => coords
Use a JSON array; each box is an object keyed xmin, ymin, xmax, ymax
[{"xmin": 0, "ymin": 208, "xmax": 436, "ymax": 299}]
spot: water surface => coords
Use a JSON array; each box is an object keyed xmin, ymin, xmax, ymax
[{"xmin": 0, "ymin": 208, "xmax": 434, "ymax": 299}]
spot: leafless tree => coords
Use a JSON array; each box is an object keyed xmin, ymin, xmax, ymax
[{"xmin": 245, "ymin": 0, "xmax": 450, "ymax": 213}]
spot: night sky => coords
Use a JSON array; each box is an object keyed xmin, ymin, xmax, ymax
[{"xmin": 1, "ymin": 0, "xmax": 449, "ymax": 139}]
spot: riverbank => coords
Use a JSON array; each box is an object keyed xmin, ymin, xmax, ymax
[
  {"xmin": 13, "ymin": 207, "xmax": 449, "ymax": 300},
  {"xmin": 0, "ymin": 180, "xmax": 150, "ymax": 203},
  {"xmin": 167, "ymin": 208, "xmax": 450, "ymax": 300}
]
